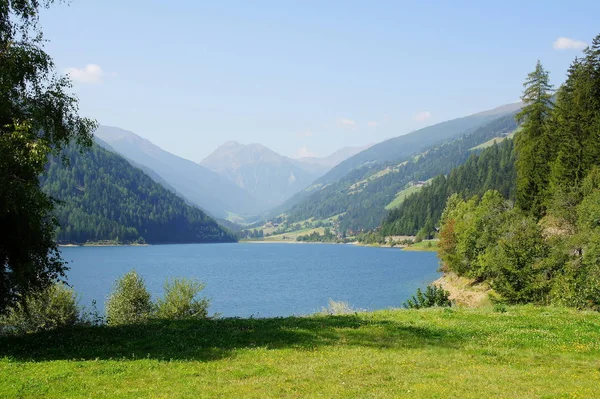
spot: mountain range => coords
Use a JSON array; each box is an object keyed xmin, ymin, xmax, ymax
[
  {"xmin": 95, "ymin": 126, "xmax": 365, "ymax": 221},
  {"xmin": 199, "ymin": 141, "xmax": 367, "ymax": 207},
  {"xmin": 50, "ymin": 101, "xmax": 524, "ymax": 239},
  {"xmin": 95, "ymin": 126, "xmax": 266, "ymax": 219}
]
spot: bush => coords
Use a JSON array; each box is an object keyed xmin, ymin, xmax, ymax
[
  {"xmin": 403, "ymin": 285, "xmax": 452, "ymax": 309},
  {"xmin": 0, "ymin": 283, "xmax": 80, "ymax": 335},
  {"xmin": 155, "ymin": 278, "xmax": 210, "ymax": 320},
  {"xmin": 106, "ymin": 270, "xmax": 153, "ymax": 325},
  {"xmin": 320, "ymin": 299, "xmax": 363, "ymax": 315}
]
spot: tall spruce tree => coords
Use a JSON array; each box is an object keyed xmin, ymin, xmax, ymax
[
  {"xmin": 550, "ymin": 34, "xmax": 600, "ymax": 195},
  {"xmin": 515, "ymin": 61, "xmax": 554, "ymax": 218}
]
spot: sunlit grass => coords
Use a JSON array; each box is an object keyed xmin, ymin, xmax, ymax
[{"xmin": 1, "ymin": 306, "xmax": 599, "ymax": 398}]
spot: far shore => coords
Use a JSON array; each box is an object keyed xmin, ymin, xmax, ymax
[
  {"xmin": 241, "ymin": 239, "xmax": 438, "ymax": 251},
  {"xmin": 59, "ymin": 243, "xmax": 150, "ymax": 247}
]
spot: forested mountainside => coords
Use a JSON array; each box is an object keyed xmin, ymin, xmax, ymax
[
  {"xmin": 40, "ymin": 144, "xmax": 236, "ymax": 244},
  {"xmin": 94, "ymin": 126, "xmax": 265, "ymax": 219},
  {"xmin": 200, "ymin": 141, "xmax": 318, "ymax": 206},
  {"xmin": 315, "ymin": 102, "xmax": 522, "ymax": 185},
  {"xmin": 278, "ymin": 113, "xmax": 518, "ymax": 231},
  {"xmin": 432, "ymin": 36, "xmax": 600, "ymax": 309},
  {"xmin": 381, "ymin": 138, "xmax": 516, "ymax": 237}
]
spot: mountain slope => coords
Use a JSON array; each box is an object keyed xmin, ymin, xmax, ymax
[
  {"xmin": 291, "ymin": 145, "xmax": 371, "ymax": 175},
  {"xmin": 41, "ymin": 144, "xmax": 236, "ymax": 244},
  {"xmin": 200, "ymin": 141, "xmax": 318, "ymax": 206},
  {"xmin": 94, "ymin": 126, "xmax": 265, "ymax": 218},
  {"xmin": 317, "ymin": 102, "xmax": 522, "ymax": 184},
  {"xmin": 276, "ymin": 113, "xmax": 519, "ymax": 232},
  {"xmin": 381, "ymin": 138, "xmax": 516, "ymax": 237}
]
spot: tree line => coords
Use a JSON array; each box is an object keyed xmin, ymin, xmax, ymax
[
  {"xmin": 41, "ymin": 143, "xmax": 236, "ymax": 244},
  {"xmin": 437, "ymin": 34, "xmax": 600, "ymax": 309},
  {"xmin": 285, "ymin": 113, "xmax": 518, "ymax": 232},
  {"xmin": 381, "ymin": 138, "xmax": 516, "ymax": 238}
]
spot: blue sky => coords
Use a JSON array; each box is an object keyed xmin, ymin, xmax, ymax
[{"xmin": 40, "ymin": 0, "xmax": 599, "ymax": 161}]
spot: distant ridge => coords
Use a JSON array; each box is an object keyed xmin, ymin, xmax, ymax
[
  {"xmin": 200, "ymin": 141, "xmax": 318, "ymax": 206},
  {"xmin": 95, "ymin": 126, "xmax": 265, "ymax": 218}
]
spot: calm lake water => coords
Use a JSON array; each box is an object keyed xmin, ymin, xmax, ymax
[{"xmin": 61, "ymin": 243, "xmax": 441, "ymax": 318}]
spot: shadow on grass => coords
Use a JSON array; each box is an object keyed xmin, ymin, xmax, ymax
[{"xmin": 0, "ymin": 314, "xmax": 467, "ymax": 362}]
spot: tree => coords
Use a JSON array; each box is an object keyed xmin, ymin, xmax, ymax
[
  {"xmin": 105, "ymin": 270, "xmax": 153, "ymax": 326},
  {"xmin": 549, "ymin": 35, "xmax": 600, "ymax": 195},
  {"xmin": 515, "ymin": 60, "xmax": 554, "ymax": 218},
  {"xmin": 483, "ymin": 212, "xmax": 550, "ymax": 304},
  {"xmin": 0, "ymin": 1, "xmax": 96, "ymax": 314}
]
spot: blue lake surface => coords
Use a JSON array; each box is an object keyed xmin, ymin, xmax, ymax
[{"xmin": 61, "ymin": 243, "xmax": 441, "ymax": 318}]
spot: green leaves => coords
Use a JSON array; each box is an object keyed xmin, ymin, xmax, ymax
[
  {"xmin": 0, "ymin": 1, "xmax": 95, "ymax": 314},
  {"xmin": 155, "ymin": 278, "xmax": 210, "ymax": 320},
  {"xmin": 403, "ymin": 285, "xmax": 451, "ymax": 309}
]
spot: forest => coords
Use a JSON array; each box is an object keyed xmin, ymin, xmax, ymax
[
  {"xmin": 435, "ymin": 35, "xmax": 600, "ymax": 309},
  {"xmin": 40, "ymin": 144, "xmax": 236, "ymax": 244},
  {"xmin": 283, "ymin": 113, "xmax": 518, "ymax": 231},
  {"xmin": 381, "ymin": 138, "xmax": 516, "ymax": 238}
]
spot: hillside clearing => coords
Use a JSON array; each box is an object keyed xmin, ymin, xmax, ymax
[
  {"xmin": 469, "ymin": 129, "xmax": 518, "ymax": 151},
  {"xmin": 385, "ymin": 181, "xmax": 432, "ymax": 210},
  {"xmin": 1, "ymin": 306, "xmax": 599, "ymax": 398}
]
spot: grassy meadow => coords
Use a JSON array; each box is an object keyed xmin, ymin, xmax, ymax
[{"xmin": 1, "ymin": 306, "xmax": 599, "ymax": 398}]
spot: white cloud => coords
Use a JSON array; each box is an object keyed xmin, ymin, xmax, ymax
[
  {"xmin": 295, "ymin": 146, "xmax": 316, "ymax": 158},
  {"xmin": 367, "ymin": 121, "xmax": 378, "ymax": 127},
  {"xmin": 296, "ymin": 130, "xmax": 313, "ymax": 139},
  {"xmin": 338, "ymin": 118, "xmax": 357, "ymax": 128},
  {"xmin": 413, "ymin": 111, "xmax": 432, "ymax": 122},
  {"xmin": 65, "ymin": 64, "xmax": 104, "ymax": 84},
  {"xmin": 553, "ymin": 37, "xmax": 587, "ymax": 50}
]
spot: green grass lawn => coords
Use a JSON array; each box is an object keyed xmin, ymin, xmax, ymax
[{"xmin": 1, "ymin": 306, "xmax": 599, "ymax": 398}]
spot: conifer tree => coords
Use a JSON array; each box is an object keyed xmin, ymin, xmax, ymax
[
  {"xmin": 515, "ymin": 61, "xmax": 554, "ymax": 218},
  {"xmin": 550, "ymin": 34, "xmax": 600, "ymax": 195}
]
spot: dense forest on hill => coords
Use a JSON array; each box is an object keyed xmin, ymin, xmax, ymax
[
  {"xmin": 40, "ymin": 144, "xmax": 236, "ymax": 244},
  {"xmin": 381, "ymin": 139, "xmax": 516, "ymax": 237},
  {"xmin": 282, "ymin": 113, "xmax": 518, "ymax": 231},
  {"xmin": 436, "ymin": 35, "xmax": 600, "ymax": 309},
  {"xmin": 315, "ymin": 103, "xmax": 520, "ymax": 185}
]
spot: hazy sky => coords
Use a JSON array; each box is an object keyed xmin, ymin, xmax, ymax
[{"xmin": 39, "ymin": 0, "xmax": 599, "ymax": 162}]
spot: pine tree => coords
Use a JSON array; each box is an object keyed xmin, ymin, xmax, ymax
[
  {"xmin": 550, "ymin": 35, "xmax": 600, "ymax": 195},
  {"xmin": 515, "ymin": 61, "xmax": 554, "ymax": 218}
]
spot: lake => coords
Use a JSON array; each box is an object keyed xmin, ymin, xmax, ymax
[{"xmin": 61, "ymin": 243, "xmax": 441, "ymax": 318}]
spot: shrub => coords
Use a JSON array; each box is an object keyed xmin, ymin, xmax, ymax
[
  {"xmin": 403, "ymin": 285, "xmax": 451, "ymax": 309},
  {"xmin": 106, "ymin": 270, "xmax": 153, "ymax": 325},
  {"xmin": 320, "ymin": 299, "xmax": 362, "ymax": 315},
  {"xmin": 0, "ymin": 283, "xmax": 80, "ymax": 335},
  {"xmin": 155, "ymin": 278, "xmax": 210, "ymax": 320}
]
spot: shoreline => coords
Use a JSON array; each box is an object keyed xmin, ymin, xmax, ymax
[
  {"xmin": 241, "ymin": 239, "xmax": 438, "ymax": 251},
  {"xmin": 59, "ymin": 243, "xmax": 150, "ymax": 247}
]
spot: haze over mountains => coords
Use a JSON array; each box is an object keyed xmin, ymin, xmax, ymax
[
  {"xmin": 267, "ymin": 102, "xmax": 523, "ymax": 229},
  {"xmin": 95, "ymin": 126, "xmax": 266, "ymax": 219},
  {"xmin": 199, "ymin": 141, "xmax": 368, "ymax": 207},
  {"xmin": 317, "ymin": 102, "xmax": 523, "ymax": 184},
  {"xmin": 94, "ymin": 126, "xmax": 366, "ymax": 221},
  {"xmin": 87, "ymin": 101, "xmax": 524, "ymax": 229}
]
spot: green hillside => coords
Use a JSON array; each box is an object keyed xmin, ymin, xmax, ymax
[
  {"xmin": 385, "ymin": 180, "xmax": 431, "ymax": 210},
  {"xmin": 278, "ymin": 113, "xmax": 518, "ymax": 232},
  {"xmin": 469, "ymin": 129, "xmax": 518, "ymax": 151},
  {"xmin": 382, "ymin": 138, "xmax": 516, "ymax": 236},
  {"xmin": 40, "ymin": 144, "xmax": 236, "ymax": 244},
  {"xmin": 316, "ymin": 102, "xmax": 521, "ymax": 185}
]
